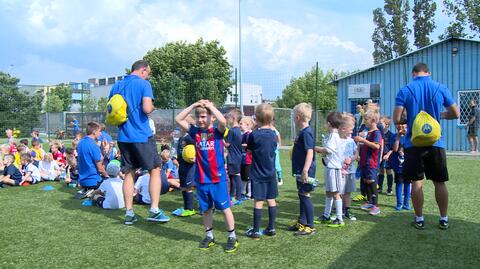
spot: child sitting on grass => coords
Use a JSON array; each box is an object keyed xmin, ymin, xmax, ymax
[
  {"xmin": 91, "ymin": 161, "xmax": 125, "ymax": 210},
  {"xmin": 20, "ymin": 153, "xmax": 41, "ymax": 185},
  {"xmin": 0, "ymin": 154, "xmax": 23, "ymax": 187},
  {"xmin": 39, "ymin": 153, "xmax": 61, "ymax": 181},
  {"xmin": 134, "ymin": 169, "xmax": 180, "ymax": 204}
]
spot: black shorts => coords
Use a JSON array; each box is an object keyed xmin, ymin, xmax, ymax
[
  {"xmin": 240, "ymin": 164, "xmax": 250, "ymax": 181},
  {"xmin": 251, "ymin": 179, "xmax": 278, "ymax": 200},
  {"xmin": 228, "ymin": 163, "xmax": 241, "ymax": 175},
  {"xmin": 468, "ymin": 126, "xmax": 478, "ymax": 136},
  {"xmin": 403, "ymin": 147, "xmax": 449, "ymax": 182},
  {"xmin": 179, "ymin": 163, "xmax": 195, "ymax": 188},
  {"xmin": 118, "ymin": 136, "xmax": 161, "ymax": 172}
]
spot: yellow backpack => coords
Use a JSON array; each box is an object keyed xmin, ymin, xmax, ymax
[
  {"xmin": 106, "ymin": 94, "xmax": 128, "ymax": 126},
  {"xmin": 408, "ymin": 86, "xmax": 441, "ymax": 147}
]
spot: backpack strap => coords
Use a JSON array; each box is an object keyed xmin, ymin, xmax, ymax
[{"xmin": 405, "ymin": 85, "xmax": 421, "ymax": 110}]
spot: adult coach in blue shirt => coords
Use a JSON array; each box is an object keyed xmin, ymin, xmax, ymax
[
  {"xmin": 108, "ymin": 60, "xmax": 169, "ymax": 225},
  {"xmin": 393, "ymin": 63, "xmax": 459, "ymax": 230}
]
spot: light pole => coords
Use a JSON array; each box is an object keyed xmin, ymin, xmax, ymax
[{"xmin": 238, "ymin": 0, "xmax": 243, "ymax": 114}]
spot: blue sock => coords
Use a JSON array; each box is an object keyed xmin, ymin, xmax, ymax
[
  {"xmin": 300, "ymin": 195, "xmax": 314, "ymax": 228},
  {"xmin": 298, "ymin": 194, "xmax": 306, "ymax": 224},
  {"xmin": 395, "ymin": 182, "xmax": 403, "ymax": 207},
  {"xmin": 233, "ymin": 175, "xmax": 242, "ymax": 199},
  {"xmin": 182, "ymin": 191, "xmax": 194, "ymax": 210},
  {"xmin": 267, "ymin": 206, "xmax": 277, "ymax": 230},
  {"xmin": 378, "ymin": 174, "xmax": 384, "ymax": 190},
  {"xmin": 387, "ymin": 174, "xmax": 394, "ymax": 192},
  {"xmin": 404, "ymin": 183, "xmax": 411, "ymax": 206},
  {"xmin": 253, "ymin": 208, "xmax": 263, "ymax": 232}
]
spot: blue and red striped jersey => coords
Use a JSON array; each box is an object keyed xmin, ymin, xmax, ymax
[
  {"xmin": 189, "ymin": 125, "xmax": 227, "ymax": 184},
  {"xmin": 360, "ymin": 129, "xmax": 383, "ymax": 169}
]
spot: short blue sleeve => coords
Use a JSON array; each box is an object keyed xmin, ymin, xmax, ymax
[
  {"xmin": 167, "ymin": 160, "xmax": 174, "ymax": 170},
  {"xmin": 395, "ymin": 88, "xmax": 407, "ymax": 107},
  {"xmin": 188, "ymin": 125, "xmax": 198, "ymax": 138},
  {"xmin": 91, "ymin": 143, "xmax": 102, "ymax": 162},
  {"xmin": 440, "ymin": 85, "xmax": 455, "ymax": 108},
  {"xmin": 373, "ymin": 130, "xmax": 382, "ymax": 143},
  {"xmin": 303, "ymin": 130, "xmax": 314, "ymax": 150},
  {"xmin": 142, "ymin": 81, "xmax": 154, "ymax": 99},
  {"xmin": 225, "ymin": 128, "xmax": 234, "ymax": 143}
]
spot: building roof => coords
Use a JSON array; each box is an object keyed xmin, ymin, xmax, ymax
[{"xmin": 333, "ymin": 37, "xmax": 480, "ymax": 83}]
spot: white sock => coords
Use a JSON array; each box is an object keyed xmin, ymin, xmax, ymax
[
  {"xmin": 440, "ymin": 216, "xmax": 448, "ymax": 222},
  {"xmin": 126, "ymin": 209, "xmax": 134, "ymax": 217},
  {"xmin": 228, "ymin": 230, "xmax": 236, "ymax": 239},
  {"xmin": 415, "ymin": 215, "xmax": 424, "ymax": 222},
  {"xmin": 324, "ymin": 197, "xmax": 334, "ymax": 217},
  {"xmin": 150, "ymin": 207, "xmax": 160, "ymax": 214},
  {"xmin": 335, "ymin": 199, "xmax": 343, "ymax": 222},
  {"xmin": 206, "ymin": 229, "xmax": 214, "ymax": 239}
]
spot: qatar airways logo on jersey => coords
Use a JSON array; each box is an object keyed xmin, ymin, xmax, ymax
[{"xmin": 198, "ymin": 140, "xmax": 215, "ymax": 151}]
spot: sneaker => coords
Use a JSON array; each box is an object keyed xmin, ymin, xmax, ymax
[
  {"xmin": 369, "ymin": 206, "xmax": 381, "ymax": 216},
  {"xmin": 295, "ymin": 226, "xmax": 316, "ymax": 236},
  {"xmin": 278, "ymin": 179, "xmax": 283, "ymax": 186},
  {"xmin": 146, "ymin": 210, "xmax": 170, "ymax": 223},
  {"xmin": 74, "ymin": 189, "xmax": 88, "ymax": 200},
  {"xmin": 377, "ymin": 189, "xmax": 383, "ymax": 194},
  {"xmin": 225, "ymin": 237, "xmax": 239, "ymax": 253},
  {"xmin": 327, "ymin": 218, "xmax": 345, "ymax": 228},
  {"xmin": 412, "ymin": 219, "xmax": 425, "ymax": 230},
  {"xmin": 318, "ymin": 215, "xmax": 332, "ymax": 224},
  {"xmin": 198, "ymin": 237, "xmax": 215, "ymax": 250},
  {"xmin": 179, "ymin": 209, "xmax": 196, "ymax": 217},
  {"xmin": 245, "ymin": 228, "xmax": 262, "ymax": 239},
  {"xmin": 232, "ymin": 199, "xmax": 243, "ymax": 206},
  {"xmin": 124, "ymin": 214, "xmax": 138, "ymax": 225},
  {"xmin": 344, "ymin": 212, "xmax": 357, "ymax": 221},
  {"xmin": 439, "ymin": 219, "xmax": 449, "ymax": 230},
  {"xmin": 360, "ymin": 203, "xmax": 373, "ymax": 211},
  {"xmin": 262, "ymin": 228, "xmax": 276, "ymax": 236},
  {"xmin": 287, "ymin": 222, "xmax": 304, "ymax": 231},
  {"xmin": 352, "ymin": 194, "xmax": 367, "ymax": 202},
  {"xmin": 386, "ymin": 191, "xmax": 393, "ymax": 196},
  {"xmin": 172, "ymin": 208, "xmax": 185, "ymax": 216},
  {"xmin": 402, "ymin": 204, "xmax": 411, "ymax": 211},
  {"xmin": 395, "ymin": 205, "xmax": 403, "ymax": 211}
]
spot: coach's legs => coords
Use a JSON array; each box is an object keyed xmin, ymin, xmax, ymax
[
  {"xmin": 411, "ymin": 180, "xmax": 424, "ymax": 217},
  {"xmin": 123, "ymin": 170, "xmax": 136, "ymax": 212},
  {"xmin": 149, "ymin": 167, "xmax": 161, "ymax": 210},
  {"xmin": 433, "ymin": 181, "xmax": 448, "ymax": 218}
]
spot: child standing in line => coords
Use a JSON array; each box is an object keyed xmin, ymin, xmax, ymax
[
  {"xmin": 225, "ymin": 108, "xmax": 244, "ymax": 206},
  {"xmin": 272, "ymin": 122, "xmax": 283, "ymax": 186},
  {"xmin": 391, "ymin": 124, "xmax": 411, "ymax": 211},
  {"xmin": 378, "ymin": 116, "xmax": 394, "ymax": 195},
  {"xmin": 240, "ymin": 116, "xmax": 254, "ymax": 200},
  {"xmin": 245, "ymin": 104, "xmax": 278, "ymax": 239}
]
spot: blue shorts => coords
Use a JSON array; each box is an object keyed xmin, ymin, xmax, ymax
[
  {"xmin": 251, "ymin": 179, "xmax": 278, "ymax": 200},
  {"xmin": 196, "ymin": 181, "xmax": 231, "ymax": 213},
  {"xmin": 228, "ymin": 163, "xmax": 241, "ymax": 175},
  {"xmin": 360, "ymin": 167, "xmax": 379, "ymax": 182},
  {"xmin": 381, "ymin": 160, "xmax": 392, "ymax": 169},
  {"xmin": 178, "ymin": 163, "xmax": 195, "ymax": 188},
  {"xmin": 296, "ymin": 177, "xmax": 315, "ymax": 194}
]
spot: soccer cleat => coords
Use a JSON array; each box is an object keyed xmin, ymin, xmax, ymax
[
  {"xmin": 412, "ymin": 220, "xmax": 425, "ymax": 230},
  {"xmin": 402, "ymin": 204, "xmax": 411, "ymax": 211},
  {"xmin": 124, "ymin": 214, "xmax": 138, "ymax": 225},
  {"xmin": 198, "ymin": 237, "xmax": 215, "ymax": 250},
  {"xmin": 377, "ymin": 189, "xmax": 383, "ymax": 194},
  {"xmin": 360, "ymin": 203, "xmax": 374, "ymax": 211},
  {"xmin": 352, "ymin": 194, "xmax": 367, "ymax": 202},
  {"xmin": 172, "ymin": 208, "xmax": 185, "ymax": 216},
  {"xmin": 344, "ymin": 212, "xmax": 357, "ymax": 221},
  {"xmin": 232, "ymin": 198, "xmax": 243, "ymax": 206},
  {"xmin": 395, "ymin": 205, "xmax": 403, "ymax": 211},
  {"xmin": 225, "ymin": 237, "xmax": 239, "ymax": 253},
  {"xmin": 294, "ymin": 226, "xmax": 316, "ymax": 236},
  {"xmin": 327, "ymin": 218, "xmax": 345, "ymax": 228},
  {"xmin": 278, "ymin": 179, "xmax": 283, "ymax": 186},
  {"xmin": 369, "ymin": 206, "xmax": 381, "ymax": 216},
  {"xmin": 287, "ymin": 222, "xmax": 304, "ymax": 231},
  {"xmin": 439, "ymin": 220, "xmax": 449, "ymax": 230},
  {"xmin": 314, "ymin": 215, "xmax": 332, "ymax": 224},
  {"xmin": 179, "ymin": 209, "xmax": 196, "ymax": 217},
  {"xmin": 262, "ymin": 228, "xmax": 276, "ymax": 236},
  {"xmin": 386, "ymin": 191, "xmax": 393, "ymax": 196},
  {"xmin": 245, "ymin": 228, "xmax": 262, "ymax": 239},
  {"xmin": 146, "ymin": 210, "xmax": 170, "ymax": 223}
]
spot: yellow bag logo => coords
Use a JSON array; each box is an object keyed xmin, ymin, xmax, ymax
[
  {"xmin": 105, "ymin": 94, "xmax": 128, "ymax": 126},
  {"xmin": 411, "ymin": 110, "xmax": 441, "ymax": 147}
]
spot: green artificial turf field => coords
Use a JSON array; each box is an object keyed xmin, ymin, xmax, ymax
[{"xmin": 1, "ymin": 152, "xmax": 479, "ymax": 268}]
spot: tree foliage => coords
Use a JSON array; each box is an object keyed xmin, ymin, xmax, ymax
[
  {"xmin": 413, "ymin": 0, "xmax": 437, "ymax": 48},
  {"xmin": 0, "ymin": 72, "xmax": 42, "ymax": 134},
  {"xmin": 384, "ymin": 0, "xmax": 411, "ymax": 57},
  {"xmin": 441, "ymin": 0, "xmax": 479, "ymax": 39},
  {"xmin": 81, "ymin": 95, "xmax": 97, "ymax": 112},
  {"xmin": 276, "ymin": 67, "xmax": 337, "ymax": 111},
  {"xmin": 372, "ymin": 8, "xmax": 393, "ymax": 64},
  {"xmin": 44, "ymin": 93, "xmax": 64, "ymax": 112},
  {"xmin": 144, "ymin": 38, "xmax": 234, "ymax": 109},
  {"xmin": 97, "ymin": 97, "xmax": 108, "ymax": 112},
  {"xmin": 49, "ymin": 84, "xmax": 72, "ymax": 111}
]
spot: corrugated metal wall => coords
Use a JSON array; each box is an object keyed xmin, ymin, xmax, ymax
[{"xmin": 336, "ymin": 39, "xmax": 480, "ymax": 151}]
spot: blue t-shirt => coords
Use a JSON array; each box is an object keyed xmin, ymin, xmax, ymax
[
  {"xmin": 4, "ymin": 164, "xmax": 22, "ymax": 182},
  {"xmin": 383, "ymin": 129, "xmax": 394, "ymax": 154},
  {"xmin": 108, "ymin": 74, "xmax": 154, "ymax": 143},
  {"xmin": 246, "ymin": 128, "xmax": 277, "ymax": 182},
  {"xmin": 344, "ymin": 138, "xmax": 357, "ymax": 174},
  {"xmin": 292, "ymin": 126, "xmax": 316, "ymax": 178},
  {"xmin": 395, "ymin": 76, "xmax": 455, "ymax": 149},
  {"xmin": 225, "ymin": 126, "xmax": 242, "ymax": 165},
  {"xmin": 389, "ymin": 134, "xmax": 406, "ymax": 174},
  {"xmin": 98, "ymin": 131, "xmax": 113, "ymax": 143},
  {"xmin": 162, "ymin": 159, "xmax": 178, "ymax": 178},
  {"xmin": 189, "ymin": 125, "xmax": 227, "ymax": 184},
  {"xmin": 77, "ymin": 136, "xmax": 102, "ymax": 187}
]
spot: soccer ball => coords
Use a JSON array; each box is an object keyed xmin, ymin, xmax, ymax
[{"xmin": 182, "ymin": 144, "xmax": 196, "ymax": 163}]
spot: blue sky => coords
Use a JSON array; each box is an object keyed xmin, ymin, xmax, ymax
[{"xmin": 0, "ymin": 0, "xmax": 452, "ymax": 99}]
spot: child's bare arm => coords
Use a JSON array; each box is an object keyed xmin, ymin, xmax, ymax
[
  {"xmin": 302, "ymin": 149, "xmax": 314, "ymax": 182},
  {"xmin": 315, "ymin": 146, "xmax": 328, "ymax": 154},
  {"xmin": 203, "ymin": 100, "xmax": 227, "ymax": 133},
  {"xmin": 175, "ymin": 102, "xmax": 201, "ymax": 131}
]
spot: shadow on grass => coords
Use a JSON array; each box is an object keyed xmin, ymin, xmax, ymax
[{"xmin": 326, "ymin": 212, "xmax": 480, "ymax": 268}]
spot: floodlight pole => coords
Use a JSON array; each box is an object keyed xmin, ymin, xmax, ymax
[{"xmin": 238, "ymin": 0, "xmax": 243, "ymax": 114}]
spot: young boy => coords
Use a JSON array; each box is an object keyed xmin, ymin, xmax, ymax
[
  {"xmin": 225, "ymin": 108, "xmax": 244, "ymax": 205},
  {"xmin": 289, "ymin": 103, "xmax": 317, "ymax": 235},
  {"xmin": 245, "ymin": 104, "xmax": 278, "ymax": 239},
  {"xmin": 134, "ymin": 169, "xmax": 180, "ymax": 204},
  {"xmin": 0, "ymin": 154, "xmax": 23, "ymax": 187},
  {"xmin": 339, "ymin": 113, "xmax": 358, "ymax": 221},
  {"xmin": 316, "ymin": 112, "xmax": 347, "ymax": 227},
  {"xmin": 272, "ymin": 123, "xmax": 283, "ymax": 186},
  {"xmin": 175, "ymin": 100, "xmax": 239, "ymax": 253},
  {"xmin": 51, "ymin": 142, "xmax": 66, "ymax": 168},
  {"xmin": 161, "ymin": 149, "xmax": 179, "ymax": 179},
  {"xmin": 240, "ymin": 116, "xmax": 254, "ymax": 199},
  {"xmin": 20, "ymin": 153, "xmax": 41, "ymax": 185},
  {"xmin": 31, "ymin": 141, "xmax": 45, "ymax": 162},
  {"xmin": 391, "ymin": 124, "xmax": 411, "ymax": 211},
  {"xmin": 378, "ymin": 116, "xmax": 394, "ymax": 195},
  {"xmin": 172, "ymin": 116, "xmax": 197, "ymax": 217},
  {"xmin": 354, "ymin": 110, "xmax": 384, "ymax": 216},
  {"xmin": 91, "ymin": 161, "xmax": 125, "ymax": 209}
]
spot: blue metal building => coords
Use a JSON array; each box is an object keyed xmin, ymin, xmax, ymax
[{"xmin": 333, "ymin": 37, "xmax": 480, "ymax": 151}]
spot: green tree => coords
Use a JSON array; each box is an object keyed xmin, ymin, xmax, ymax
[
  {"xmin": 49, "ymin": 84, "xmax": 72, "ymax": 111},
  {"xmin": 144, "ymin": 38, "xmax": 234, "ymax": 108},
  {"xmin": 81, "ymin": 95, "xmax": 97, "ymax": 112},
  {"xmin": 97, "ymin": 97, "xmax": 108, "ymax": 112},
  {"xmin": 276, "ymin": 67, "xmax": 337, "ymax": 111},
  {"xmin": 384, "ymin": 0, "xmax": 411, "ymax": 57},
  {"xmin": 413, "ymin": 0, "xmax": 437, "ymax": 48},
  {"xmin": 372, "ymin": 8, "xmax": 393, "ymax": 64},
  {"xmin": 0, "ymin": 72, "xmax": 42, "ymax": 134},
  {"xmin": 44, "ymin": 92, "xmax": 64, "ymax": 112},
  {"xmin": 440, "ymin": 0, "xmax": 479, "ymax": 39}
]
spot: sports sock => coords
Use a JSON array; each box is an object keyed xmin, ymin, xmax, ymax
[
  {"xmin": 233, "ymin": 175, "xmax": 242, "ymax": 199},
  {"xmin": 378, "ymin": 174, "xmax": 384, "ymax": 190},
  {"xmin": 253, "ymin": 208, "xmax": 263, "ymax": 232},
  {"xmin": 360, "ymin": 179, "xmax": 366, "ymax": 196},
  {"xmin": 228, "ymin": 229, "xmax": 236, "ymax": 239},
  {"xmin": 371, "ymin": 183, "xmax": 378, "ymax": 206},
  {"xmin": 229, "ymin": 174, "xmax": 235, "ymax": 197},
  {"xmin": 298, "ymin": 193, "xmax": 306, "ymax": 224},
  {"xmin": 440, "ymin": 216, "xmax": 448, "ymax": 222},
  {"xmin": 277, "ymin": 170, "xmax": 282, "ymax": 181},
  {"xmin": 335, "ymin": 199, "xmax": 343, "ymax": 222},
  {"xmin": 365, "ymin": 182, "xmax": 372, "ymax": 204},
  {"xmin": 415, "ymin": 215, "xmax": 424, "ymax": 222},
  {"xmin": 206, "ymin": 228, "xmax": 214, "ymax": 239},
  {"xmin": 324, "ymin": 197, "xmax": 334, "ymax": 217},
  {"xmin": 182, "ymin": 191, "xmax": 194, "ymax": 210},
  {"xmin": 267, "ymin": 206, "xmax": 277, "ymax": 230},
  {"xmin": 126, "ymin": 209, "xmax": 135, "ymax": 217},
  {"xmin": 395, "ymin": 182, "xmax": 403, "ymax": 207},
  {"xmin": 404, "ymin": 183, "xmax": 411, "ymax": 206},
  {"xmin": 300, "ymin": 195, "xmax": 314, "ymax": 227},
  {"xmin": 344, "ymin": 207, "xmax": 350, "ymax": 215},
  {"xmin": 387, "ymin": 174, "xmax": 394, "ymax": 192},
  {"xmin": 150, "ymin": 207, "xmax": 160, "ymax": 214}
]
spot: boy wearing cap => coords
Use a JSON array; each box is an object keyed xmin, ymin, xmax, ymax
[{"xmin": 91, "ymin": 162, "xmax": 125, "ymax": 209}]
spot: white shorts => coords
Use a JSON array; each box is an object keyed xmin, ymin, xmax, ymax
[
  {"xmin": 342, "ymin": 173, "xmax": 356, "ymax": 194},
  {"xmin": 324, "ymin": 168, "xmax": 345, "ymax": 193}
]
